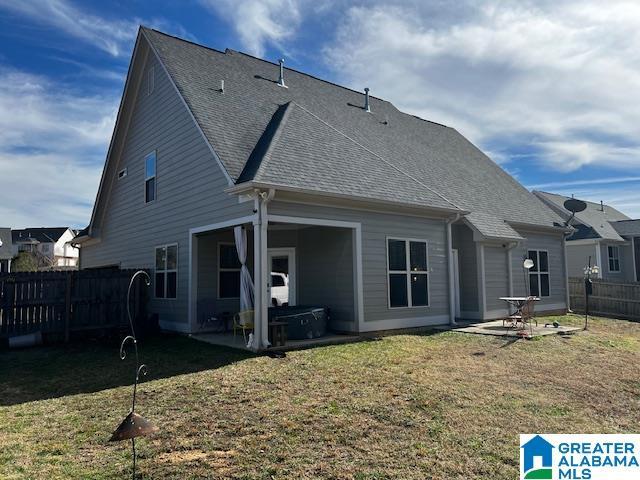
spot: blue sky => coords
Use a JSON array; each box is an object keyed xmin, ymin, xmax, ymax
[{"xmin": 1, "ymin": 0, "xmax": 639, "ymax": 228}]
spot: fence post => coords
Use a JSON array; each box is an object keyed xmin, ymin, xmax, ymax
[{"xmin": 64, "ymin": 272, "xmax": 73, "ymax": 343}]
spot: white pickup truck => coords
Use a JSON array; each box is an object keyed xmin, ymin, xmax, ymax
[{"xmin": 270, "ymin": 272, "xmax": 289, "ymax": 306}]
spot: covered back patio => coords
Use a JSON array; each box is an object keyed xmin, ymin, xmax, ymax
[{"xmin": 187, "ymin": 212, "xmax": 363, "ymax": 350}]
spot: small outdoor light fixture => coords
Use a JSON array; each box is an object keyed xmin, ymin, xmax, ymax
[
  {"xmin": 110, "ymin": 270, "xmax": 157, "ymax": 479},
  {"xmin": 523, "ymin": 258, "xmax": 535, "ymax": 296}
]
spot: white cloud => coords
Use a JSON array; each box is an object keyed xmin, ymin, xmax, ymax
[
  {"xmin": 200, "ymin": 0, "xmax": 306, "ymax": 57},
  {"xmin": 527, "ymin": 176, "xmax": 640, "ymax": 191},
  {"xmin": 0, "ymin": 68, "xmax": 116, "ymax": 228},
  {"xmin": 0, "ymin": 0, "xmax": 138, "ymax": 57},
  {"xmin": 322, "ymin": 1, "xmax": 640, "ymax": 172}
]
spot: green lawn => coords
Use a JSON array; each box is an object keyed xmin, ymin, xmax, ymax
[{"xmin": 1, "ymin": 314, "xmax": 639, "ymax": 479}]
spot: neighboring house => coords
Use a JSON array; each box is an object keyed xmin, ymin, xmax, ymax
[
  {"xmin": 534, "ymin": 191, "xmax": 640, "ymax": 282},
  {"xmin": 76, "ymin": 27, "xmax": 569, "ymax": 349},
  {"xmin": 11, "ymin": 228, "xmax": 80, "ymax": 269},
  {"xmin": 0, "ymin": 228, "xmax": 12, "ymax": 273}
]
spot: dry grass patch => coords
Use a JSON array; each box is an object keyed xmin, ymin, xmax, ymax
[{"xmin": 1, "ymin": 315, "xmax": 639, "ymax": 479}]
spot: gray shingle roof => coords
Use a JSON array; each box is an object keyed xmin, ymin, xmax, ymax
[
  {"xmin": 12, "ymin": 228, "xmax": 70, "ymax": 244},
  {"xmin": 464, "ymin": 212, "xmax": 524, "ymax": 240},
  {"xmin": 611, "ymin": 219, "xmax": 640, "ymax": 237},
  {"xmin": 0, "ymin": 228, "xmax": 12, "ymax": 260},
  {"xmin": 143, "ymin": 28, "xmax": 565, "ymax": 237},
  {"xmin": 239, "ymin": 101, "xmax": 460, "ymax": 209},
  {"xmin": 534, "ymin": 191, "xmax": 630, "ymax": 241}
]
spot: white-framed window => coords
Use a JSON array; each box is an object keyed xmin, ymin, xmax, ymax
[
  {"xmin": 218, "ymin": 242, "xmax": 241, "ymax": 298},
  {"xmin": 144, "ymin": 151, "xmax": 156, "ymax": 203},
  {"xmin": 608, "ymin": 245, "xmax": 621, "ymax": 272},
  {"xmin": 155, "ymin": 244, "xmax": 177, "ymax": 299},
  {"xmin": 527, "ymin": 250, "xmax": 550, "ymax": 297},
  {"xmin": 147, "ymin": 65, "xmax": 155, "ymax": 95},
  {"xmin": 386, "ymin": 238, "xmax": 429, "ymax": 308}
]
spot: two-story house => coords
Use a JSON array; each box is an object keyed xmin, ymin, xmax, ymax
[
  {"xmin": 75, "ymin": 27, "xmax": 570, "ymax": 350},
  {"xmin": 12, "ymin": 227, "xmax": 80, "ymax": 269}
]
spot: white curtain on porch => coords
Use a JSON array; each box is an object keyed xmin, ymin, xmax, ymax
[{"xmin": 234, "ymin": 225, "xmax": 254, "ymax": 312}]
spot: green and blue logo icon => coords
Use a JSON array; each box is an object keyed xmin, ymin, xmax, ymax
[{"xmin": 521, "ymin": 435, "xmax": 554, "ymax": 479}]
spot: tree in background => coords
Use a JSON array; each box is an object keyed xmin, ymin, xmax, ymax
[{"xmin": 11, "ymin": 252, "xmax": 38, "ymax": 272}]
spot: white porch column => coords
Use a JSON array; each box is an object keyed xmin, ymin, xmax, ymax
[
  {"xmin": 446, "ymin": 215, "xmax": 460, "ymax": 325},
  {"xmin": 259, "ymin": 195, "xmax": 270, "ymax": 348},
  {"xmin": 251, "ymin": 189, "xmax": 274, "ymax": 351},
  {"xmin": 252, "ymin": 211, "xmax": 263, "ymax": 350},
  {"xmin": 188, "ymin": 233, "xmax": 199, "ymax": 331}
]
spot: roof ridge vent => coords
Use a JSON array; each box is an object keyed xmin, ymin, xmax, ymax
[
  {"xmin": 364, "ymin": 87, "xmax": 371, "ymax": 112},
  {"xmin": 277, "ymin": 58, "xmax": 287, "ymax": 88}
]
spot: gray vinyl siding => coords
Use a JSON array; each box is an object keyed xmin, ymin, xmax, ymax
[
  {"xmin": 268, "ymin": 201, "xmax": 450, "ymax": 326},
  {"xmin": 452, "ymin": 224, "xmax": 478, "ymax": 313},
  {"xmin": 566, "ymin": 243, "xmax": 598, "ymax": 278},
  {"xmin": 600, "ymin": 242, "xmax": 634, "ymax": 283},
  {"xmin": 81, "ymin": 52, "xmax": 252, "ymax": 326},
  {"xmin": 510, "ymin": 229, "xmax": 567, "ymax": 310},
  {"xmin": 297, "ymin": 227, "xmax": 354, "ymax": 328},
  {"xmin": 484, "ymin": 245, "xmax": 510, "ymax": 312}
]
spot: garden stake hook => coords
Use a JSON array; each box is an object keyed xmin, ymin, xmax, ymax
[{"xmin": 109, "ymin": 270, "xmax": 157, "ymax": 479}]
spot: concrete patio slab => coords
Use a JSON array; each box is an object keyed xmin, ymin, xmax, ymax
[
  {"xmin": 436, "ymin": 320, "xmax": 581, "ymax": 338},
  {"xmin": 191, "ymin": 332, "xmax": 361, "ymax": 351}
]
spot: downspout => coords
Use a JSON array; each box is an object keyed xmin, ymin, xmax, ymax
[
  {"xmin": 562, "ymin": 232, "xmax": 572, "ymax": 312},
  {"xmin": 446, "ymin": 214, "xmax": 461, "ymax": 325},
  {"xmin": 506, "ymin": 241, "xmax": 518, "ymax": 314}
]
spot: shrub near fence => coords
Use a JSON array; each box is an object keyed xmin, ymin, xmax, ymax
[
  {"xmin": 0, "ymin": 269, "xmax": 148, "ymax": 343},
  {"xmin": 569, "ymin": 277, "xmax": 640, "ymax": 321}
]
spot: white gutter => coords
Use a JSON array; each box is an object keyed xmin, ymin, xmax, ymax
[
  {"xmin": 446, "ymin": 214, "xmax": 461, "ymax": 325},
  {"xmin": 226, "ymin": 181, "xmax": 468, "ymax": 217},
  {"xmin": 506, "ymin": 241, "xmax": 519, "ymax": 314}
]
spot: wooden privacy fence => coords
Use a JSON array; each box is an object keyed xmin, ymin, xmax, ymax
[
  {"xmin": 0, "ymin": 269, "xmax": 148, "ymax": 342},
  {"xmin": 569, "ymin": 277, "xmax": 640, "ymax": 321}
]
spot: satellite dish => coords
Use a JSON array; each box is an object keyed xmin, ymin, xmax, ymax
[
  {"xmin": 524, "ymin": 259, "xmax": 535, "ymax": 270},
  {"xmin": 564, "ymin": 198, "xmax": 587, "ymax": 214}
]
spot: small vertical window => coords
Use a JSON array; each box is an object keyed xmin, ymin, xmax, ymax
[
  {"xmin": 155, "ymin": 244, "xmax": 177, "ymax": 299},
  {"xmin": 147, "ymin": 66, "xmax": 154, "ymax": 95},
  {"xmin": 527, "ymin": 250, "xmax": 550, "ymax": 297},
  {"xmin": 218, "ymin": 243, "xmax": 241, "ymax": 298},
  {"xmin": 608, "ymin": 246, "xmax": 620, "ymax": 272},
  {"xmin": 387, "ymin": 238, "xmax": 429, "ymax": 308},
  {"xmin": 145, "ymin": 151, "xmax": 156, "ymax": 203}
]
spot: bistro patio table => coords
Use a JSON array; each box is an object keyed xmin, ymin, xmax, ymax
[{"xmin": 499, "ymin": 296, "xmax": 540, "ymax": 333}]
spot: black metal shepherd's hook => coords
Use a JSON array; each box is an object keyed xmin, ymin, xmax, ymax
[{"xmin": 110, "ymin": 270, "xmax": 157, "ymax": 479}]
